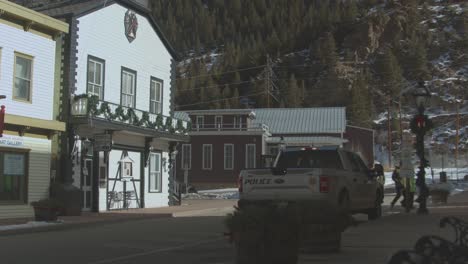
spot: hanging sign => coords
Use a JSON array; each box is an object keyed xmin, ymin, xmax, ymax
[
  {"xmin": 0, "ymin": 135, "xmax": 24, "ymax": 147},
  {"xmin": 94, "ymin": 134, "xmax": 112, "ymax": 151}
]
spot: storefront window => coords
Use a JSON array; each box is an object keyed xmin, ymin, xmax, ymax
[{"xmin": 0, "ymin": 151, "xmax": 27, "ymax": 203}]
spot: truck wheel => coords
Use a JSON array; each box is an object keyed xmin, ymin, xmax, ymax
[{"xmin": 367, "ymin": 196, "xmax": 382, "ymax": 220}]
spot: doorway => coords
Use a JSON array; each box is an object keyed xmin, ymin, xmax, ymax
[{"xmin": 82, "ymin": 159, "xmax": 93, "ymax": 211}]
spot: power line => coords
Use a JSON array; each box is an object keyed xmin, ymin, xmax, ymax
[
  {"xmin": 177, "ymin": 79, "xmax": 263, "ymax": 92},
  {"xmin": 176, "ymin": 65, "xmax": 266, "ymax": 81},
  {"xmin": 175, "ymin": 91, "xmax": 266, "ymax": 109}
]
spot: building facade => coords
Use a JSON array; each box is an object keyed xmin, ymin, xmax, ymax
[
  {"xmin": 175, "ymin": 108, "xmax": 374, "ymax": 190},
  {"xmin": 37, "ymin": 0, "xmax": 189, "ymax": 212},
  {"xmin": 0, "ymin": 1, "xmax": 68, "ymax": 219},
  {"xmin": 175, "ymin": 110, "xmax": 269, "ymax": 189}
]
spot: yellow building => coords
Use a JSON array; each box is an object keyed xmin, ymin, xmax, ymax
[{"xmin": 0, "ymin": 0, "xmax": 68, "ymax": 219}]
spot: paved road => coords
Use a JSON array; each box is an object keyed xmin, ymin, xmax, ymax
[
  {"xmin": 0, "ymin": 216, "xmax": 233, "ymax": 264},
  {"xmin": 1, "ymin": 194, "xmax": 466, "ymax": 264}
]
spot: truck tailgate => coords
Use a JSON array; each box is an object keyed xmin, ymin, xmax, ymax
[{"xmin": 240, "ymin": 168, "xmax": 326, "ymax": 201}]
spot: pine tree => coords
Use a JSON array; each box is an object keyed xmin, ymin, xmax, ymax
[
  {"xmin": 405, "ymin": 39, "xmax": 430, "ymax": 80},
  {"xmin": 317, "ymin": 32, "xmax": 338, "ymax": 68},
  {"xmin": 349, "ymin": 73, "xmax": 372, "ymax": 128},
  {"xmin": 230, "ymin": 87, "xmax": 241, "ymax": 109},
  {"xmin": 284, "ymin": 74, "xmax": 300, "ymax": 107},
  {"xmin": 376, "ymin": 47, "xmax": 403, "ymax": 96}
]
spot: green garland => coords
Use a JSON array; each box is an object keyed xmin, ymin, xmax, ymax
[{"xmin": 75, "ymin": 94, "xmax": 190, "ymax": 134}]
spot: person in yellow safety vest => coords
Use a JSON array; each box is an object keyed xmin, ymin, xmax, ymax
[
  {"xmin": 401, "ymin": 177, "xmax": 416, "ymax": 210},
  {"xmin": 390, "ymin": 166, "xmax": 405, "ymax": 209}
]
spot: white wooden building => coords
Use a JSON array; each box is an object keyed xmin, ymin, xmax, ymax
[
  {"xmin": 0, "ymin": 1, "xmax": 68, "ymax": 219},
  {"xmin": 38, "ymin": 0, "xmax": 189, "ymax": 212}
]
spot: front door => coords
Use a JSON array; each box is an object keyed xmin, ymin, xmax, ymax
[{"xmin": 82, "ymin": 159, "xmax": 93, "ymax": 211}]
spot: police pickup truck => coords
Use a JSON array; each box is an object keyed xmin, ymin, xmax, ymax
[{"xmin": 238, "ymin": 146, "xmax": 383, "ymax": 220}]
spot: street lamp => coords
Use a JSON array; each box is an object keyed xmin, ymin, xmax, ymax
[{"xmin": 410, "ymin": 81, "xmax": 432, "ymax": 215}]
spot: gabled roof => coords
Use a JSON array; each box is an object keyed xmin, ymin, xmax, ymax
[
  {"xmin": 266, "ymin": 136, "xmax": 348, "ymax": 146},
  {"xmin": 252, "ymin": 107, "xmax": 346, "ymax": 134},
  {"xmin": 27, "ymin": 0, "xmax": 178, "ymax": 60}
]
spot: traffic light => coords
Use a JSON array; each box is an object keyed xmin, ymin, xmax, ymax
[{"xmin": 410, "ymin": 115, "xmax": 433, "ymax": 134}]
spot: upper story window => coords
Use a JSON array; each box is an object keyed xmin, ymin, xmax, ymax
[
  {"xmin": 121, "ymin": 68, "xmax": 136, "ymax": 108},
  {"xmin": 233, "ymin": 116, "xmax": 243, "ymax": 128},
  {"xmin": 87, "ymin": 56, "xmax": 105, "ymax": 100},
  {"xmin": 13, "ymin": 52, "xmax": 33, "ymax": 102},
  {"xmin": 196, "ymin": 116, "xmax": 204, "ymax": 129},
  {"xmin": 215, "ymin": 116, "xmax": 223, "ymax": 129},
  {"xmin": 150, "ymin": 77, "xmax": 162, "ymax": 114}
]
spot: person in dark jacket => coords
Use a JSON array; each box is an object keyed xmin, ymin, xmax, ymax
[{"xmin": 390, "ymin": 166, "xmax": 405, "ymax": 209}]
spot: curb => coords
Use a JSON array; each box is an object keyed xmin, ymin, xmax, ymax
[{"xmin": 0, "ymin": 213, "xmax": 173, "ymax": 237}]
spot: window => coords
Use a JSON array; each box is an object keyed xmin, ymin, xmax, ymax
[
  {"xmin": 121, "ymin": 68, "xmax": 136, "ymax": 108},
  {"xmin": 149, "ymin": 153, "xmax": 162, "ymax": 192},
  {"xmin": 150, "ymin": 78, "xmax": 162, "ymax": 114},
  {"xmin": 122, "ymin": 162, "xmax": 133, "ymax": 177},
  {"xmin": 215, "ymin": 116, "xmax": 223, "ymax": 129},
  {"xmin": 13, "ymin": 53, "xmax": 33, "ymax": 102},
  {"xmin": 0, "ymin": 151, "xmax": 28, "ymax": 203},
  {"xmin": 87, "ymin": 56, "xmax": 105, "ymax": 99},
  {"xmin": 233, "ymin": 116, "xmax": 242, "ymax": 128},
  {"xmin": 181, "ymin": 144, "xmax": 191, "ymax": 169},
  {"xmin": 202, "ymin": 144, "xmax": 212, "ymax": 170},
  {"xmin": 224, "ymin": 144, "xmax": 234, "ymax": 170},
  {"xmin": 245, "ymin": 144, "xmax": 256, "ymax": 169},
  {"xmin": 196, "ymin": 116, "xmax": 204, "ymax": 129}
]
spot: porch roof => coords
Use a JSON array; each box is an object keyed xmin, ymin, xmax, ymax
[{"xmin": 266, "ymin": 136, "xmax": 347, "ymax": 146}]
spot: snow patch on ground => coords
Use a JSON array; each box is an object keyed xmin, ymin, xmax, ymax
[
  {"xmin": 0, "ymin": 221, "xmax": 63, "ymax": 231},
  {"xmin": 183, "ymin": 188, "xmax": 239, "ymax": 200}
]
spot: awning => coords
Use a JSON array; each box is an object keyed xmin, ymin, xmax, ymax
[
  {"xmin": 5, "ymin": 114, "xmax": 66, "ymax": 137},
  {"xmin": 266, "ymin": 136, "xmax": 348, "ymax": 146}
]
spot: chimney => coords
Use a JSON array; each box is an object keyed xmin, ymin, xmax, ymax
[{"xmin": 133, "ymin": 0, "xmax": 150, "ymax": 10}]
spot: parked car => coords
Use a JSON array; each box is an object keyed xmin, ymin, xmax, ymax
[{"xmin": 238, "ymin": 146, "xmax": 383, "ymax": 220}]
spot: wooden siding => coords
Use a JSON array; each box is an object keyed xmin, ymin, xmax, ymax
[
  {"xmin": 74, "ymin": 3, "xmax": 172, "ymax": 116},
  {"xmin": 176, "ymin": 135, "xmax": 263, "ymax": 189},
  {"xmin": 0, "ymin": 136, "xmax": 51, "ymax": 219},
  {"xmin": 343, "ymin": 126, "xmax": 375, "ymax": 166},
  {"xmin": 0, "ymin": 22, "xmax": 56, "ymax": 121}
]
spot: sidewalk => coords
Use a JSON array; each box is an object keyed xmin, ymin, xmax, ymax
[
  {"xmin": 0, "ymin": 199, "xmax": 237, "ymax": 236},
  {"xmin": 299, "ymin": 191, "xmax": 468, "ymax": 264}
]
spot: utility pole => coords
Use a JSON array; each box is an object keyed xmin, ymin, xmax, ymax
[
  {"xmin": 455, "ymin": 100, "xmax": 460, "ymax": 181},
  {"xmin": 398, "ymin": 98, "xmax": 403, "ymax": 147},
  {"xmin": 265, "ymin": 54, "xmax": 271, "ymax": 108},
  {"xmin": 387, "ymin": 95, "xmax": 392, "ymax": 169}
]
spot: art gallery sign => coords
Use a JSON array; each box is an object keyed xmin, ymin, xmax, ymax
[{"xmin": 0, "ymin": 135, "xmax": 24, "ymax": 148}]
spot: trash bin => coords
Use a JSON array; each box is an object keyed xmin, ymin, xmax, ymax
[
  {"xmin": 439, "ymin": 172, "xmax": 447, "ymax": 183},
  {"xmin": 50, "ymin": 183, "xmax": 82, "ymax": 216}
]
